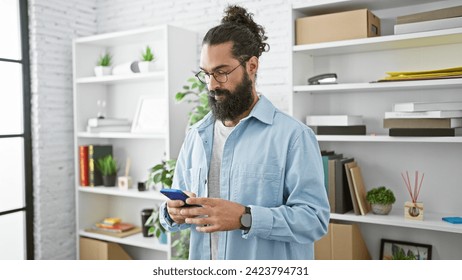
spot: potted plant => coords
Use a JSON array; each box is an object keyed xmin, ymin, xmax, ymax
[
  {"xmin": 138, "ymin": 45, "xmax": 156, "ymax": 73},
  {"xmin": 175, "ymin": 74, "xmax": 210, "ymax": 127},
  {"xmin": 94, "ymin": 51, "xmax": 112, "ymax": 76},
  {"xmin": 146, "ymin": 158, "xmax": 176, "ymax": 190},
  {"xmin": 366, "ymin": 186, "xmax": 396, "ymax": 215},
  {"xmin": 144, "ymin": 206, "xmax": 168, "ymax": 244},
  {"xmin": 96, "ymin": 154, "xmax": 118, "ymax": 186}
]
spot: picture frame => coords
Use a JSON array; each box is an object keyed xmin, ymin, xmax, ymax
[
  {"xmin": 380, "ymin": 239, "xmax": 432, "ymax": 260},
  {"xmin": 131, "ymin": 95, "xmax": 167, "ymax": 134}
]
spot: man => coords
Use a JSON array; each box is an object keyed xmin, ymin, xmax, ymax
[{"xmin": 160, "ymin": 5, "xmax": 329, "ymax": 260}]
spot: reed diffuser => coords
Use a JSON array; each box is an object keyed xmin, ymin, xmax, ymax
[{"xmin": 401, "ymin": 170, "xmax": 425, "ymax": 220}]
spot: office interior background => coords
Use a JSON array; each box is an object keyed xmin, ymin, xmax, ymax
[
  {"xmin": 2, "ymin": 0, "xmax": 462, "ymax": 260},
  {"xmin": 2, "ymin": 0, "xmax": 306, "ymax": 260}
]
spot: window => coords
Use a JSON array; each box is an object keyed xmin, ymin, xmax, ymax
[{"xmin": 0, "ymin": 0, "xmax": 33, "ymax": 260}]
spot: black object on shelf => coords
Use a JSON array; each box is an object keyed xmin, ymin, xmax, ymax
[{"xmin": 141, "ymin": 208, "xmax": 154, "ymax": 237}]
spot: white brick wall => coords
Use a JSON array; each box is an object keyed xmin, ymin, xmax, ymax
[
  {"xmin": 30, "ymin": 0, "xmax": 312, "ymax": 259},
  {"xmin": 29, "ymin": 0, "xmax": 97, "ymax": 259}
]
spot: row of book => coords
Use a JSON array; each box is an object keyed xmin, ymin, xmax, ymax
[
  {"xmin": 384, "ymin": 101, "xmax": 462, "ymax": 136},
  {"xmin": 86, "ymin": 117, "xmax": 131, "ymax": 133},
  {"xmin": 79, "ymin": 144, "xmax": 113, "ymax": 186},
  {"xmin": 322, "ymin": 150, "xmax": 369, "ymax": 215},
  {"xmin": 395, "ymin": 5, "xmax": 462, "ymax": 35}
]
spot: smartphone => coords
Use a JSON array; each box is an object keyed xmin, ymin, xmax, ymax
[{"xmin": 160, "ymin": 189, "xmax": 200, "ymax": 207}]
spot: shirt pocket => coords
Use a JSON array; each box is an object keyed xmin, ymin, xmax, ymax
[{"xmin": 232, "ymin": 163, "xmax": 283, "ymax": 207}]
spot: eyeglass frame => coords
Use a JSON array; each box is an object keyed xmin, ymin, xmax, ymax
[{"xmin": 195, "ymin": 56, "xmax": 250, "ymax": 85}]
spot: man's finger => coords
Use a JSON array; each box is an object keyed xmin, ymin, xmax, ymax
[
  {"xmin": 167, "ymin": 199, "xmax": 185, "ymax": 208},
  {"xmin": 186, "ymin": 197, "xmax": 214, "ymax": 206}
]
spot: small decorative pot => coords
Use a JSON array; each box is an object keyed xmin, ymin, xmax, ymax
[
  {"xmin": 94, "ymin": 66, "xmax": 112, "ymax": 76},
  {"xmin": 371, "ymin": 203, "xmax": 392, "ymax": 215},
  {"xmin": 138, "ymin": 61, "xmax": 155, "ymax": 73},
  {"xmin": 158, "ymin": 232, "xmax": 168, "ymax": 244},
  {"xmin": 404, "ymin": 201, "xmax": 424, "ymax": 220},
  {"xmin": 102, "ymin": 175, "xmax": 117, "ymax": 186}
]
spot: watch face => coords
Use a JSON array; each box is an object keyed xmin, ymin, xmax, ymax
[{"xmin": 241, "ymin": 213, "xmax": 251, "ymax": 228}]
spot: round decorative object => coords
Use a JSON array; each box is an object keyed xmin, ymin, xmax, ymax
[{"xmin": 371, "ymin": 203, "xmax": 392, "ymax": 215}]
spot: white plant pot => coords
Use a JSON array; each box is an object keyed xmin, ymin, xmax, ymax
[
  {"xmin": 138, "ymin": 61, "xmax": 156, "ymax": 73},
  {"xmin": 94, "ymin": 66, "xmax": 112, "ymax": 76}
]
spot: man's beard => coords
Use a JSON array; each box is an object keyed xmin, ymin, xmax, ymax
[{"xmin": 208, "ymin": 72, "xmax": 254, "ymax": 121}]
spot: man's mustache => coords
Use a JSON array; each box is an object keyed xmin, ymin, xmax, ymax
[{"xmin": 208, "ymin": 89, "xmax": 230, "ymax": 98}]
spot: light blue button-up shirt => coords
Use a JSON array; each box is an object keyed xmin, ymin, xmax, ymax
[{"xmin": 160, "ymin": 95, "xmax": 330, "ymax": 260}]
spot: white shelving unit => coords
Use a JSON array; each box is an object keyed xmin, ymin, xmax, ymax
[
  {"xmin": 72, "ymin": 25, "xmax": 197, "ymax": 260},
  {"xmin": 290, "ymin": 0, "xmax": 462, "ymax": 259}
]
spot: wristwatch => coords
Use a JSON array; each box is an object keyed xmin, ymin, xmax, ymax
[{"xmin": 240, "ymin": 206, "xmax": 252, "ymax": 231}]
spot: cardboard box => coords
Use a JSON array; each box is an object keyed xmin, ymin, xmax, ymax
[
  {"xmin": 296, "ymin": 9, "xmax": 380, "ymax": 45},
  {"xmin": 79, "ymin": 237, "xmax": 132, "ymax": 260},
  {"xmin": 315, "ymin": 223, "xmax": 371, "ymax": 260}
]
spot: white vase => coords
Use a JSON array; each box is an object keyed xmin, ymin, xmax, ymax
[
  {"xmin": 138, "ymin": 61, "xmax": 155, "ymax": 73},
  {"xmin": 94, "ymin": 66, "xmax": 112, "ymax": 76}
]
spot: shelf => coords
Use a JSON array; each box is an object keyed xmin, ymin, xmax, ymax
[
  {"xmin": 79, "ymin": 230, "xmax": 169, "ymax": 252},
  {"xmin": 330, "ymin": 208, "xmax": 462, "ymax": 234},
  {"xmin": 315, "ymin": 135, "xmax": 462, "ymax": 143},
  {"xmin": 78, "ymin": 186, "xmax": 167, "ymax": 200},
  {"xmin": 293, "ymin": 78, "xmax": 462, "ymax": 93},
  {"xmin": 77, "ymin": 132, "xmax": 166, "ymax": 139},
  {"xmin": 76, "ymin": 71, "xmax": 165, "ymax": 85},
  {"xmin": 293, "ymin": 27, "xmax": 462, "ymax": 56}
]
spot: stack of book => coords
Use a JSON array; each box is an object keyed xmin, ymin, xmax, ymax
[
  {"xmin": 86, "ymin": 117, "xmax": 132, "ymax": 133},
  {"xmin": 85, "ymin": 217, "xmax": 141, "ymax": 238},
  {"xmin": 395, "ymin": 5, "xmax": 462, "ymax": 35},
  {"xmin": 306, "ymin": 115, "xmax": 366, "ymax": 135},
  {"xmin": 385, "ymin": 101, "xmax": 462, "ymax": 136},
  {"xmin": 377, "ymin": 66, "xmax": 462, "ymax": 82},
  {"xmin": 321, "ymin": 150, "xmax": 369, "ymax": 215}
]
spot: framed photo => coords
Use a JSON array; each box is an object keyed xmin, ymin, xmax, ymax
[
  {"xmin": 380, "ymin": 239, "xmax": 432, "ymax": 260},
  {"xmin": 131, "ymin": 95, "xmax": 167, "ymax": 134}
]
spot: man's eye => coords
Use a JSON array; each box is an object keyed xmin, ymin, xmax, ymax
[{"xmin": 215, "ymin": 71, "xmax": 226, "ymax": 76}]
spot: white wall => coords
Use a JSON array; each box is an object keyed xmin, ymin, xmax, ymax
[
  {"xmin": 29, "ymin": 0, "xmax": 97, "ymax": 259},
  {"xmin": 29, "ymin": 0, "xmax": 309, "ymax": 259}
]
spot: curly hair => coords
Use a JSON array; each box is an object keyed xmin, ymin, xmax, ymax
[{"xmin": 202, "ymin": 5, "xmax": 270, "ymax": 60}]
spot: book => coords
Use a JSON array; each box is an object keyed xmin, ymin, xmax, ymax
[
  {"xmin": 327, "ymin": 158, "xmax": 336, "ymax": 212},
  {"xmin": 396, "ymin": 5, "xmax": 462, "ymax": 24},
  {"xmin": 306, "ymin": 115, "xmax": 363, "ymax": 126},
  {"xmin": 379, "ymin": 66, "xmax": 462, "ymax": 82},
  {"xmin": 86, "ymin": 125, "xmax": 131, "ymax": 133},
  {"xmin": 309, "ymin": 125, "xmax": 366, "ymax": 135},
  {"xmin": 349, "ymin": 166, "xmax": 370, "ymax": 216},
  {"xmin": 95, "ymin": 222, "xmax": 135, "ymax": 232},
  {"xmin": 344, "ymin": 161, "xmax": 361, "ymax": 215},
  {"xmin": 384, "ymin": 110, "xmax": 462, "ymax": 119},
  {"xmin": 321, "ymin": 153, "xmax": 342, "ymax": 194},
  {"xmin": 79, "ymin": 145, "xmax": 89, "ymax": 186},
  {"xmin": 395, "ymin": 16, "xmax": 462, "ymax": 35},
  {"xmin": 88, "ymin": 145, "xmax": 113, "ymax": 186},
  {"xmin": 383, "ymin": 118, "xmax": 462, "ymax": 129},
  {"xmin": 389, "ymin": 128, "xmax": 462, "ymax": 137},
  {"xmin": 334, "ymin": 157, "xmax": 355, "ymax": 214},
  {"xmin": 393, "ymin": 101, "xmax": 462, "ymax": 112},
  {"xmin": 88, "ymin": 117, "xmax": 131, "ymax": 127},
  {"xmin": 103, "ymin": 217, "xmax": 122, "ymax": 225},
  {"xmin": 85, "ymin": 226, "xmax": 141, "ymax": 238}
]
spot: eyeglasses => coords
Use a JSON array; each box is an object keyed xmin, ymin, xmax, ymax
[{"xmin": 195, "ymin": 60, "xmax": 245, "ymax": 85}]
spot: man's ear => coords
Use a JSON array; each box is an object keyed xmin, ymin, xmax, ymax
[{"xmin": 247, "ymin": 56, "xmax": 259, "ymax": 76}]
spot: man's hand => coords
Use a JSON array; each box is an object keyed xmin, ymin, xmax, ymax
[
  {"xmin": 166, "ymin": 191, "xmax": 197, "ymax": 224},
  {"xmin": 181, "ymin": 197, "xmax": 246, "ymax": 233}
]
